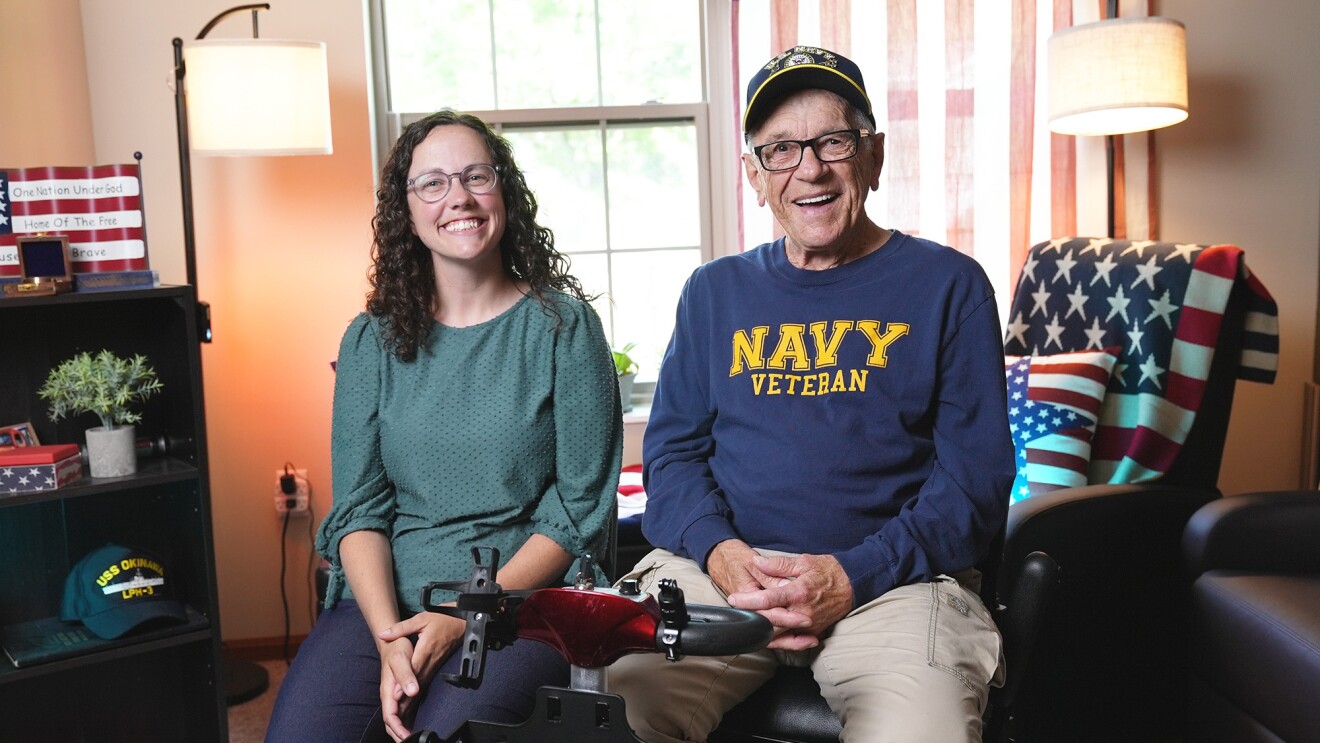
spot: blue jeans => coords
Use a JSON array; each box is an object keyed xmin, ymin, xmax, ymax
[{"xmin": 265, "ymin": 599, "xmax": 569, "ymax": 742}]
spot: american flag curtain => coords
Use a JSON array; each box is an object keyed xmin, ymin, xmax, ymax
[
  {"xmin": 734, "ymin": 0, "xmax": 1159, "ymax": 301},
  {"xmin": 1004, "ymin": 238, "xmax": 1279, "ymax": 485},
  {"xmin": 0, "ymin": 163, "xmax": 149, "ymax": 276}
]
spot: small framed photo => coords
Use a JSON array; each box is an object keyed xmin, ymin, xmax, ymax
[
  {"xmin": 4, "ymin": 236, "xmax": 75, "ymax": 296},
  {"xmin": 0, "ymin": 421, "xmax": 41, "ymax": 451}
]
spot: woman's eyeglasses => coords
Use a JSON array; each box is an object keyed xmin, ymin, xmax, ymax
[{"xmin": 406, "ymin": 163, "xmax": 500, "ymax": 203}]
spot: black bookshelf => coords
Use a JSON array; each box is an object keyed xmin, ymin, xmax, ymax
[{"xmin": 0, "ymin": 286, "xmax": 227, "ymax": 741}]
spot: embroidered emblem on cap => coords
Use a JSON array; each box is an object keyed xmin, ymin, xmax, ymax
[
  {"xmin": 764, "ymin": 46, "xmax": 839, "ymax": 73},
  {"xmin": 744, "ymin": 46, "xmax": 871, "ymax": 133},
  {"xmin": 102, "ymin": 567, "xmax": 166, "ymax": 595}
]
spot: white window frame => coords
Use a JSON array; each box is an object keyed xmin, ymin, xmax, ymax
[
  {"xmin": 364, "ymin": 0, "xmax": 742, "ymax": 263},
  {"xmin": 364, "ymin": 1, "xmax": 742, "ymax": 405}
]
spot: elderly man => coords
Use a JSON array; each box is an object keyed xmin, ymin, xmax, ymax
[{"xmin": 609, "ymin": 46, "xmax": 1015, "ymax": 742}]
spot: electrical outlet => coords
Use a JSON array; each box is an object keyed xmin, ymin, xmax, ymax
[{"xmin": 274, "ymin": 468, "xmax": 310, "ymax": 516}]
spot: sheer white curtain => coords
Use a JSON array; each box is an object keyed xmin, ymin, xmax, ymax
[{"xmin": 732, "ymin": 0, "xmax": 1161, "ymax": 315}]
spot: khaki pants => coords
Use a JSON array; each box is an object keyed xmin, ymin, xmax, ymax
[{"xmin": 608, "ymin": 549, "xmax": 1005, "ymax": 743}]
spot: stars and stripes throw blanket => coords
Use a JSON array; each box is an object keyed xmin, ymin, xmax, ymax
[{"xmin": 1004, "ymin": 237, "xmax": 1279, "ymax": 486}]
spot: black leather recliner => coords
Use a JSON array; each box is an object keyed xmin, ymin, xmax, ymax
[{"xmin": 1182, "ymin": 490, "xmax": 1320, "ymax": 743}]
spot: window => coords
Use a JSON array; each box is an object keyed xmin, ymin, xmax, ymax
[{"xmin": 367, "ymin": 0, "xmax": 739, "ymax": 384}]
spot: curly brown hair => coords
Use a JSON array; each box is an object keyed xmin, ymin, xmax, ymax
[{"xmin": 366, "ymin": 109, "xmax": 588, "ymax": 361}]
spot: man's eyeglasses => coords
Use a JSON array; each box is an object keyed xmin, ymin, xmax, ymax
[
  {"xmin": 406, "ymin": 163, "xmax": 500, "ymax": 203},
  {"xmin": 751, "ymin": 129, "xmax": 872, "ymax": 172}
]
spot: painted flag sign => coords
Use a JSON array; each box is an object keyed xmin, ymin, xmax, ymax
[
  {"xmin": 1004, "ymin": 237, "xmax": 1278, "ymax": 487},
  {"xmin": 0, "ymin": 163, "xmax": 149, "ymax": 276}
]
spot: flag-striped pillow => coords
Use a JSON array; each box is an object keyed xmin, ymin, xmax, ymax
[{"xmin": 1005, "ymin": 348, "xmax": 1119, "ymax": 504}]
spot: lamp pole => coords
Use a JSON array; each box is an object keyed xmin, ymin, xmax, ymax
[
  {"xmin": 171, "ymin": 4, "xmax": 269, "ymax": 343},
  {"xmin": 172, "ymin": 37, "xmax": 198, "ymax": 291},
  {"xmin": 169, "ymin": 5, "xmax": 278, "ymax": 706}
]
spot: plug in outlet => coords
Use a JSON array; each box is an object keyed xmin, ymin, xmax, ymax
[{"xmin": 274, "ymin": 468, "xmax": 311, "ymax": 516}]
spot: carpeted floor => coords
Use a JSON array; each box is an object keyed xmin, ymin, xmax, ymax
[{"xmin": 227, "ymin": 659, "xmax": 287, "ymax": 743}]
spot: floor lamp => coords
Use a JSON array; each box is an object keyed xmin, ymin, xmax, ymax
[
  {"xmin": 1047, "ymin": 4, "xmax": 1188, "ymax": 237},
  {"xmin": 172, "ymin": 2, "xmax": 332, "ymax": 342},
  {"xmin": 170, "ymin": 2, "xmax": 331, "ymax": 705}
]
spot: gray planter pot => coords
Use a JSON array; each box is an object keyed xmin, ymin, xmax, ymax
[{"xmin": 86, "ymin": 424, "xmax": 136, "ymax": 478}]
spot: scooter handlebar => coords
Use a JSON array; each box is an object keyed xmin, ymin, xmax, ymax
[
  {"xmin": 651, "ymin": 577, "xmax": 773, "ymax": 661},
  {"xmin": 661, "ymin": 603, "xmax": 773, "ymax": 657}
]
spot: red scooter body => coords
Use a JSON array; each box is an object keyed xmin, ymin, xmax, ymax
[{"xmin": 515, "ymin": 586, "xmax": 664, "ymax": 668}]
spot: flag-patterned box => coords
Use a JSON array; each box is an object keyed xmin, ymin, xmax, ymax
[{"xmin": 0, "ymin": 444, "xmax": 83, "ymax": 494}]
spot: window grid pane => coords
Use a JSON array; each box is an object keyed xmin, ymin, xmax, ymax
[
  {"xmin": 383, "ymin": 0, "xmax": 494, "ymax": 111},
  {"xmin": 607, "ymin": 123, "xmax": 701, "ymax": 250},
  {"xmin": 492, "ymin": 0, "xmax": 599, "ymax": 108},
  {"xmin": 610, "ymin": 249, "xmax": 701, "ymax": 383},
  {"xmin": 502, "ymin": 126, "xmax": 608, "ymax": 253},
  {"xmin": 503, "ymin": 120, "xmax": 700, "ymax": 375},
  {"xmin": 375, "ymin": 1, "xmax": 709, "ymax": 377},
  {"xmin": 599, "ymin": 2, "xmax": 703, "ymax": 105}
]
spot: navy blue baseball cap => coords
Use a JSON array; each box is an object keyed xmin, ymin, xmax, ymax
[
  {"xmin": 60, "ymin": 543, "xmax": 188, "ymax": 639},
  {"xmin": 744, "ymin": 46, "xmax": 874, "ymax": 134}
]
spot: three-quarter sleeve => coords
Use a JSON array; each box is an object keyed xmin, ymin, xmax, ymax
[
  {"xmin": 315, "ymin": 314, "xmax": 398, "ymax": 606},
  {"xmin": 532, "ymin": 300, "xmax": 623, "ymax": 581}
]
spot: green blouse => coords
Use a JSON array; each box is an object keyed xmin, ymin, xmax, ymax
[{"xmin": 316, "ymin": 292, "xmax": 623, "ymax": 613}]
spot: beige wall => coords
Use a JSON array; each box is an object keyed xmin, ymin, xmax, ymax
[
  {"xmin": 0, "ymin": 0, "xmax": 94, "ymax": 166},
  {"xmin": 1159, "ymin": 0, "xmax": 1320, "ymax": 495},
  {"xmin": 4, "ymin": 0, "xmax": 1314, "ymax": 645}
]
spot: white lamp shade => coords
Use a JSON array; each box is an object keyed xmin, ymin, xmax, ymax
[
  {"xmin": 1048, "ymin": 17, "xmax": 1188, "ymax": 136},
  {"xmin": 183, "ymin": 39, "xmax": 333, "ymax": 156}
]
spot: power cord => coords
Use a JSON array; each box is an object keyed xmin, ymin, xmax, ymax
[
  {"xmin": 281, "ymin": 504, "xmax": 292, "ymax": 664},
  {"xmin": 278, "ymin": 462, "xmax": 321, "ymax": 662},
  {"xmin": 279, "ymin": 462, "xmax": 297, "ymax": 665},
  {"xmin": 279, "ymin": 462, "xmax": 299, "ymax": 512}
]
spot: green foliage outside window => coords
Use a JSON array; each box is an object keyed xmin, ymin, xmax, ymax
[{"xmin": 384, "ymin": 0, "xmax": 701, "ymax": 112}]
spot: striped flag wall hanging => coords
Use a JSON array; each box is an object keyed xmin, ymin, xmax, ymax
[{"xmin": 0, "ymin": 162, "xmax": 149, "ymax": 276}]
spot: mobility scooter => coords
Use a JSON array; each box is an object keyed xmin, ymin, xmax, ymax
[{"xmin": 404, "ymin": 547, "xmax": 772, "ymax": 743}]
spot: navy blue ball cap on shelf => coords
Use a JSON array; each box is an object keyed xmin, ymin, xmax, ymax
[{"xmin": 60, "ymin": 543, "xmax": 188, "ymax": 640}]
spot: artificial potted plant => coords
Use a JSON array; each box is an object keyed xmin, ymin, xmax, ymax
[
  {"xmin": 613, "ymin": 343, "xmax": 639, "ymax": 413},
  {"xmin": 39, "ymin": 349, "xmax": 163, "ymax": 478}
]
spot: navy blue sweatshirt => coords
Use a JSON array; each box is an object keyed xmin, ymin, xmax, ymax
[{"xmin": 641, "ymin": 232, "xmax": 1015, "ymax": 606}]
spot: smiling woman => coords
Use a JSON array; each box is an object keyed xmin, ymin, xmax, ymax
[{"xmin": 262, "ymin": 109, "xmax": 623, "ymax": 742}]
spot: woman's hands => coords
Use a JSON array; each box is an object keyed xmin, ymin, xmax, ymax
[
  {"xmin": 342, "ymin": 531, "xmax": 574, "ymax": 740},
  {"xmin": 375, "ymin": 610, "xmax": 467, "ymax": 741}
]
